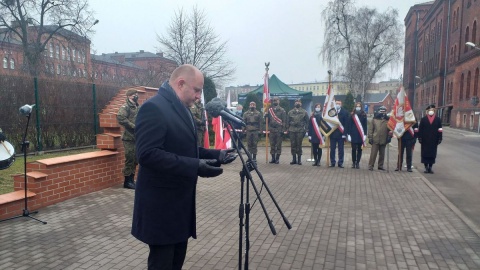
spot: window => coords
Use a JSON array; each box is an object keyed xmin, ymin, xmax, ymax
[
  {"xmin": 10, "ymin": 58, "xmax": 14, "ymax": 69},
  {"xmin": 463, "ymin": 114, "xmax": 467, "ymax": 126},
  {"xmin": 62, "ymin": 47, "xmax": 66, "ymax": 60},
  {"xmin": 460, "ymin": 73, "xmax": 464, "ymax": 100},
  {"xmin": 49, "ymin": 43, "xmax": 53, "ymax": 57},
  {"xmin": 72, "ymin": 49, "xmax": 76, "ymax": 61},
  {"xmin": 473, "ymin": 21, "xmax": 477, "ymax": 45},
  {"xmin": 3, "ymin": 57, "xmax": 7, "ymax": 68},
  {"xmin": 465, "ymin": 26, "xmax": 470, "ymax": 53},
  {"xmin": 67, "ymin": 47, "xmax": 70, "ymax": 61},
  {"xmin": 466, "ymin": 71, "xmax": 471, "ymax": 99},
  {"xmin": 57, "ymin": 65, "xmax": 61, "ymax": 75},
  {"xmin": 453, "ymin": 11, "xmax": 457, "ymax": 30},
  {"xmin": 56, "ymin": 45, "xmax": 60, "ymax": 59},
  {"xmin": 474, "ymin": 68, "xmax": 479, "ymax": 97}
]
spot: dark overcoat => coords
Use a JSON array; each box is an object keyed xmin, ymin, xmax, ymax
[
  {"xmin": 417, "ymin": 116, "xmax": 442, "ymax": 163},
  {"xmin": 308, "ymin": 113, "xmax": 323, "ymax": 144},
  {"xmin": 346, "ymin": 112, "xmax": 367, "ymax": 144},
  {"xmin": 132, "ymin": 82, "xmax": 220, "ymax": 245}
]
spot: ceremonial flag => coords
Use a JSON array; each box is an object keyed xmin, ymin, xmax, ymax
[
  {"xmin": 321, "ymin": 82, "xmax": 343, "ymax": 136},
  {"xmin": 212, "ymin": 116, "xmax": 226, "ymax": 149},
  {"xmin": 224, "ymin": 123, "xmax": 232, "ymax": 148},
  {"xmin": 200, "ymin": 91, "xmax": 210, "ymax": 148},
  {"xmin": 388, "ymin": 86, "xmax": 416, "ymax": 138},
  {"xmin": 263, "ymin": 72, "xmax": 270, "ymax": 112}
]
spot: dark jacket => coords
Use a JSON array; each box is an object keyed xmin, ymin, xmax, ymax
[
  {"xmin": 418, "ymin": 115, "xmax": 442, "ymax": 159},
  {"xmin": 308, "ymin": 113, "xmax": 323, "ymax": 144},
  {"xmin": 132, "ymin": 81, "xmax": 220, "ymax": 246},
  {"xmin": 347, "ymin": 112, "xmax": 367, "ymax": 144},
  {"xmin": 401, "ymin": 122, "xmax": 418, "ymax": 145},
  {"xmin": 330, "ymin": 107, "xmax": 349, "ymax": 139}
]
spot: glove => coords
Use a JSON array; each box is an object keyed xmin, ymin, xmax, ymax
[
  {"xmin": 347, "ymin": 135, "xmax": 351, "ymax": 142},
  {"xmin": 0, "ymin": 131, "xmax": 5, "ymax": 142},
  {"xmin": 369, "ymin": 139, "xmax": 373, "ymax": 145},
  {"xmin": 363, "ymin": 135, "xmax": 367, "ymax": 142},
  {"xmin": 218, "ymin": 148, "xmax": 237, "ymax": 164},
  {"xmin": 305, "ymin": 132, "xmax": 308, "ymax": 137},
  {"xmin": 386, "ymin": 137, "xmax": 392, "ymax": 144},
  {"xmin": 198, "ymin": 159, "xmax": 223, "ymax": 178},
  {"xmin": 437, "ymin": 139, "xmax": 442, "ymax": 145},
  {"xmin": 341, "ymin": 135, "xmax": 346, "ymax": 139},
  {"xmin": 308, "ymin": 136, "xmax": 312, "ymax": 141}
]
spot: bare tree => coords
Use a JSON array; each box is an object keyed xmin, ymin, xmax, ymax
[
  {"xmin": 156, "ymin": 6, "xmax": 235, "ymax": 84},
  {"xmin": 0, "ymin": 0, "xmax": 96, "ymax": 76},
  {"xmin": 321, "ymin": 0, "xmax": 403, "ymax": 101}
]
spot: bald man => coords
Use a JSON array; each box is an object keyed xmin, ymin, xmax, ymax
[{"xmin": 132, "ymin": 64, "xmax": 236, "ymax": 269}]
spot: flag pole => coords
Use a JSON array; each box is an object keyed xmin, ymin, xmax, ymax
[
  {"xmin": 264, "ymin": 62, "xmax": 270, "ymax": 164},
  {"xmin": 397, "ymin": 139, "xmax": 402, "ymax": 171},
  {"xmin": 326, "ymin": 71, "xmax": 332, "ymax": 166}
]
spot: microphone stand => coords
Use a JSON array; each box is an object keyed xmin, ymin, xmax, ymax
[
  {"xmin": 223, "ymin": 119, "xmax": 291, "ymax": 270},
  {"xmin": 0, "ymin": 112, "xmax": 47, "ymax": 224}
]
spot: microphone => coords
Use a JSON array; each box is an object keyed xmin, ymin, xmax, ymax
[
  {"xmin": 19, "ymin": 104, "xmax": 35, "ymax": 116},
  {"xmin": 205, "ymin": 98, "xmax": 246, "ymax": 127}
]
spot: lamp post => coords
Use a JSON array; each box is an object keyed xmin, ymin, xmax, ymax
[
  {"xmin": 466, "ymin": 42, "xmax": 480, "ymax": 51},
  {"xmin": 415, "ymin": 76, "xmax": 426, "ymax": 116},
  {"xmin": 84, "ymin": 19, "xmax": 99, "ymax": 135}
]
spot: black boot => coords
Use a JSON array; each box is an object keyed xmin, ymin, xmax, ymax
[
  {"xmin": 290, "ymin": 155, "xmax": 297, "ymax": 165},
  {"xmin": 424, "ymin": 164, "xmax": 429, "ymax": 173},
  {"xmin": 123, "ymin": 175, "xmax": 135, "ymax": 189},
  {"xmin": 312, "ymin": 158, "xmax": 318, "ymax": 166},
  {"xmin": 252, "ymin": 154, "xmax": 257, "ymax": 161},
  {"xmin": 297, "ymin": 155, "xmax": 302, "ymax": 165},
  {"xmin": 356, "ymin": 162, "xmax": 360, "ymax": 169},
  {"xmin": 275, "ymin": 154, "xmax": 280, "ymax": 164},
  {"xmin": 269, "ymin": 154, "xmax": 276, "ymax": 163},
  {"xmin": 429, "ymin": 164, "xmax": 434, "ymax": 174},
  {"xmin": 352, "ymin": 160, "xmax": 356, "ymax": 168}
]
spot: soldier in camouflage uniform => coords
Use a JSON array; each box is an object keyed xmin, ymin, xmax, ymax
[
  {"xmin": 117, "ymin": 89, "xmax": 139, "ymax": 189},
  {"xmin": 286, "ymin": 99, "xmax": 309, "ymax": 165},
  {"xmin": 265, "ymin": 96, "xmax": 286, "ymax": 164},
  {"xmin": 243, "ymin": 101, "xmax": 263, "ymax": 160},
  {"xmin": 190, "ymin": 99, "xmax": 206, "ymax": 146}
]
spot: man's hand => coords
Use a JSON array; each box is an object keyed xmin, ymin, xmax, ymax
[
  {"xmin": 369, "ymin": 139, "xmax": 373, "ymax": 145},
  {"xmin": 218, "ymin": 148, "xmax": 237, "ymax": 164},
  {"xmin": 437, "ymin": 139, "xmax": 442, "ymax": 145},
  {"xmin": 347, "ymin": 135, "xmax": 351, "ymax": 142},
  {"xmin": 198, "ymin": 159, "xmax": 223, "ymax": 178},
  {"xmin": 0, "ymin": 130, "xmax": 5, "ymax": 142}
]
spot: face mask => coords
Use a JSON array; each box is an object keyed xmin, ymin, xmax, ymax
[
  {"xmin": 355, "ymin": 107, "xmax": 361, "ymax": 111},
  {"xmin": 132, "ymin": 95, "xmax": 139, "ymax": 103},
  {"xmin": 250, "ymin": 107, "xmax": 255, "ymax": 111},
  {"xmin": 295, "ymin": 104, "xmax": 301, "ymax": 108},
  {"xmin": 335, "ymin": 104, "xmax": 341, "ymax": 110},
  {"xmin": 315, "ymin": 108, "xmax": 321, "ymax": 112},
  {"xmin": 273, "ymin": 102, "xmax": 279, "ymax": 106},
  {"xmin": 428, "ymin": 110, "xmax": 434, "ymax": 116}
]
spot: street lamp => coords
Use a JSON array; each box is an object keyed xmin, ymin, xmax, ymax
[{"xmin": 466, "ymin": 42, "xmax": 480, "ymax": 50}]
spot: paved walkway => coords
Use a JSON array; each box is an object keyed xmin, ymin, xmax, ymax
[{"xmin": 1, "ymin": 146, "xmax": 480, "ymax": 270}]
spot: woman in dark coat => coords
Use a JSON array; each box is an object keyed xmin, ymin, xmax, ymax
[
  {"xmin": 417, "ymin": 104, "xmax": 443, "ymax": 173},
  {"xmin": 307, "ymin": 103, "xmax": 324, "ymax": 166},
  {"xmin": 347, "ymin": 102, "xmax": 367, "ymax": 168}
]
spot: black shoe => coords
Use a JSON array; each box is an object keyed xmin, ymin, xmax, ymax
[
  {"xmin": 351, "ymin": 163, "xmax": 356, "ymax": 168},
  {"xmin": 297, "ymin": 155, "xmax": 302, "ymax": 165},
  {"xmin": 407, "ymin": 168, "xmax": 413, "ymax": 172},
  {"xmin": 355, "ymin": 163, "xmax": 360, "ymax": 169},
  {"xmin": 329, "ymin": 164, "xmax": 336, "ymax": 167},
  {"xmin": 290, "ymin": 155, "xmax": 297, "ymax": 165},
  {"xmin": 338, "ymin": 164, "xmax": 344, "ymax": 168},
  {"xmin": 378, "ymin": 168, "xmax": 385, "ymax": 171},
  {"xmin": 368, "ymin": 167, "xmax": 373, "ymax": 171},
  {"xmin": 269, "ymin": 154, "xmax": 276, "ymax": 164},
  {"xmin": 123, "ymin": 176, "xmax": 135, "ymax": 190},
  {"xmin": 394, "ymin": 168, "xmax": 399, "ymax": 171}
]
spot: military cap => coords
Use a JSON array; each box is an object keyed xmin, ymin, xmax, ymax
[
  {"xmin": 425, "ymin": 104, "xmax": 435, "ymax": 110},
  {"xmin": 295, "ymin": 99, "xmax": 302, "ymax": 103},
  {"xmin": 249, "ymin": 101, "xmax": 256, "ymax": 106},
  {"xmin": 378, "ymin": 106, "xmax": 387, "ymax": 113},
  {"xmin": 126, "ymin": 89, "xmax": 138, "ymax": 96},
  {"xmin": 272, "ymin": 96, "xmax": 280, "ymax": 101}
]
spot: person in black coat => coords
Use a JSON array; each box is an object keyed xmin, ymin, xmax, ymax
[
  {"xmin": 346, "ymin": 102, "xmax": 367, "ymax": 169},
  {"xmin": 308, "ymin": 103, "xmax": 324, "ymax": 166},
  {"xmin": 417, "ymin": 104, "xmax": 442, "ymax": 174},
  {"xmin": 329, "ymin": 100, "xmax": 349, "ymax": 168},
  {"xmin": 132, "ymin": 65, "xmax": 236, "ymax": 270},
  {"xmin": 395, "ymin": 121, "xmax": 418, "ymax": 172}
]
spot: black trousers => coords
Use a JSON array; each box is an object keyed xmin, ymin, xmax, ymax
[
  {"xmin": 351, "ymin": 143, "xmax": 363, "ymax": 163},
  {"xmin": 399, "ymin": 141, "xmax": 414, "ymax": 168},
  {"xmin": 311, "ymin": 143, "xmax": 322, "ymax": 162},
  {"xmin": 148, "ymin": 241, "xmax": 188, "ymax": 270}
]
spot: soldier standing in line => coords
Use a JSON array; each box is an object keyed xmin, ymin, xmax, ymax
[
  {"xmin": 243, "ymin": 101, "xmax": 262, "ymax": 160},
  {"xmin": 190, "ymin": 99, "xmax": 206, "ymax": 146},
  {"xmin": 286, "ymin": 99, "xmax": 309, "ymax": 165},
  {"xmin": 117, "ymin": 89, "xmax": 139, "ymax": 189},
  {"xmin": 265, "ymin": 96, "xmax": 286, "ymax": 164}
]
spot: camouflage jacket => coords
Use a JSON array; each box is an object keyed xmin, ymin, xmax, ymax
[
  {"xmin": 286, "ymin": 108, "xmax": 309, "ymax": 132},
  {"xmin": 266, "ymin": 105, "xmax": 286, "ymax": 132},
  {"xmin": 190, "ymin": 102, "xmax": 206, "ymax": 132},
  {"xmin": 117, "ymin": 98, "xmax": 138, "ymax": 141},
  {"xmin": 243, "ymin": 109, "xmax": 263, "ymax": 131}
]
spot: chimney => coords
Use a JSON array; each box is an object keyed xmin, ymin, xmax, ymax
[
  {"xmin": 140, "ymin": 50, "xmax": 144, "ymax": 53},
  {"xmin": 156, "ymin": 52, "xmax": 164, "ymax": 57}
]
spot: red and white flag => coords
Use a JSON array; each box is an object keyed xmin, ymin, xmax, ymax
[
  {"xmin": 201, "ymin": 92, "xmax": 210, "ymax": 148},
  {"xmin": 263, "ymin": 72, "xmax": 270, "ymax": 112},
  {"xmin": 322, "ymin": 82, "xmax": 343, "ymax": 134},
  {"xmin": 212, "ymin": 116, "xmax": 226, "ymax": 149},
  {"xmin": 388, "ymin": 86, "xmax": 416, "ymax": 138}
]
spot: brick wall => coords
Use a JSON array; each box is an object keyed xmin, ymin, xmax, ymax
[{"xmin": 0, "ymin": 86, "xmax": 159, "ymax": 220}]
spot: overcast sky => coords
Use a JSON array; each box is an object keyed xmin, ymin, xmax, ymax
[{"xmin": 89, "ymin": 0, "xmax": 427, "ymax": 87}]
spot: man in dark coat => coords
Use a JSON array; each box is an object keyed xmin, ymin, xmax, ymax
[
  {"xmin": 346, "ymin": 102, "xmax": 367, "ymax": 169},
  {"xmin": 132, "ymin": 64, "xmax": 236, "ymax": 270},
  {"xmin": 395, "ymin": 122, "xmax": 418, "ymax": 172},
  {"xmin": 329, "ymin": 100, "xmax": 349, "ymax": 168},
  {"xmin": 417, "ymin": 104, "xmax": 442, "ymax": 174}
]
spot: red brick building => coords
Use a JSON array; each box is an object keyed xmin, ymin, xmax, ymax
[
  {"xmin": 404, "ymin": 0, "xmax": 480, "ymax": 131},
  {"xmin": 0, "ymin": 25, "xmax": 176, "ymax": 87}
]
